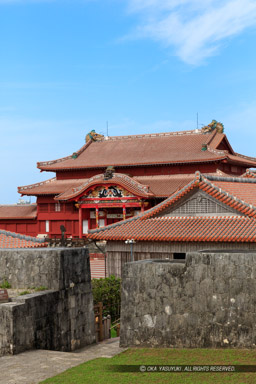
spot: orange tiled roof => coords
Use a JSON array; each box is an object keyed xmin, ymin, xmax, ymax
[
  {"xmin": 242, "ymin": 169, "xmax": 256, "ymax": 178},
  {"xmin": 88, "ymin": 216, "xmax": 256, "ymax": 242},
  {"xmin": 0, "ymin": 230, "xmax": 47, "ymax": 248},
  {"xmin": 0, "ymin": 205, "xmax": 37, "ymax": 219},
  {"xmin": 55, "ymin": 173, "xmax": 154, "ymax": 200},
  {"xmin": 87, "ymin": 172, "xmax": 256, "ymax": 242},
  {"xmin": 37, "ymin": 128, "xmax": 249, "ymax": 171}
]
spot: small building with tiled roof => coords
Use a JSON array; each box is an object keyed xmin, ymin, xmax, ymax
[
  {"xmin": 1, "ymin": 122, "xmax": 256, "ymax": 240},
  {"xmin": 0, "ymin": 205, "xmax": 38, "ymax": 237},
  {"xmin": 88, "ymin": 172, "xmax": 256, "ymax": 276},
  {"xmin": 0, "ymin": 229, "xmax": 46, "ymax": 249}
]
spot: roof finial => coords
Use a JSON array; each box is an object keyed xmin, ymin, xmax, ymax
[
  {"xmin": 202, "ymin": 120, "xmax": 224, "ymax": 134},
  {"xmin": 86, "ymin": 130, "xmax": 104, "ymax": 143}
]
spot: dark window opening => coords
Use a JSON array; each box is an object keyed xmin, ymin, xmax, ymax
[{"xmin": 173, "ymin": 252, "xmax": 186, "ymax": 260}]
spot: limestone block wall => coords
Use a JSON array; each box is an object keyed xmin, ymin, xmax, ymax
[
  {"xmin": 0, "ymin": 248, "xmax": 95, "ymax": 356},
  {"xmin": 120, "ymin": 252, "xmax": 256, "ymax": 348},
  {"xmin": 0, "ymin": 248, "xmax": 89, "ymax": 290}
]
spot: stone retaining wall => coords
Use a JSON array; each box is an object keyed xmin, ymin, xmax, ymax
[
  {"xmin": 0, "ymin": 248, "xmax": 95, "ymax": 356},
  {"xmin": 120, "ymin": 252, "xmax": 256, "ymax": 348}
]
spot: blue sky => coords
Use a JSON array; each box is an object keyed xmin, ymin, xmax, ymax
[{"xmin": 1, "ymin": 0, "xmax": 256, "ymax": 204}]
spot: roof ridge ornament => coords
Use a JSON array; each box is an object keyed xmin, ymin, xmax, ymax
[
  {"xmin": 202, "ymin": 120, "xmax": 224, "ymax": 134},
  {"xmin": 104, "ymin": 166, "xmax": 115, "ymax": 180},
  {"xmin": 85, "ymin": 130, "xmax": 104, "ymax": 143}
]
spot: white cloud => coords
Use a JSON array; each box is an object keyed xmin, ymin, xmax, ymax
[{"xmin": 126, "ymin": 0, "xmax": 256, "ymax": 65}]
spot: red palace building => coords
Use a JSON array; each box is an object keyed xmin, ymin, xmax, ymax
[{"xmin": 1, "ymin": 121, "xmax": 256, "ymax": 239}]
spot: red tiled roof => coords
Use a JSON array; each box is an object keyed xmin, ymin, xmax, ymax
[
  {"xmin": 0, "ymin": 205, "xmax": 37, "ymax": 219},
  {"xmin": 87, "ymin": 171, "xmax": 256, "ymax": 242},
  {"xmin": 55, "ymin": 173, "xmax": 154, "ymax": 200},
  {"xmin": 18, "ymin": 171, "xmax": 229, "ymax": 199},
  {"xmin": 0, "ymin": 230, "xmax": 47, "ymax": 248},
  {"xmin": 210, "ymin": 180, "xmax": 256, "ymax": 207},
  {"xmin": 88, "ymin": 216, "xmax": 256, "ymax": 242},
  {"xmin": 227, "ymin": 153, "xmax": 256, "ymax": 167},
  {"xmin": 143, "ymin": 173, "xmax": 256, "ymax": 220},
  {"xmin": 134, "ymin": 171, "xmax": 228, "ymax": 198},
  {"xmin": 37, "ymin": 129, "xmax": 243, "ymax": 171},
  {"xmin": 18, "ymin": 178, "xmax": 84, "ymax": 196},
  {"xmin": 242, "ymin": 169, "xmax": 256, "ymax": 178}
]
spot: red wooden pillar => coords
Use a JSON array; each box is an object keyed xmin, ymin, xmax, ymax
[
  {"xmin": 123, "ymin": 204, "xmax": 126, "ymax": 220},
  {"xmin": 79, "ymin": 205, "xmax": 83, "ymax": 238},
  {"xmin": 141, "ymin": 201, "xmax": 145, "ymax": 212},
  {"xmin": 96, "ymin": 206, "xmax": 99, "ymax": 228}
]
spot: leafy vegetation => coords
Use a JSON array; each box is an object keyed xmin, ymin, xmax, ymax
[
  {"xmin": 34, "ymin": 286, "xmax": 48, "ymax": 292},
  {"xmin": 19, "ymin": 290, "xmax": 31, "ymax": 296},
  {"xmin": 0, "ymin": 279, "xmax": 11, "ymax": 289},
  {"xmin": 40, "ymin": 348, "xmax": 256, "ymax": 384},
  {"xmin": 92, "ymin": 275, "xmax": 121, "ymax": 322}
]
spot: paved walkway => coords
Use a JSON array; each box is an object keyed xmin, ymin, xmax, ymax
[{"xmin": 0, "ymin": 338, "xmax": 126, "ymax": 384}]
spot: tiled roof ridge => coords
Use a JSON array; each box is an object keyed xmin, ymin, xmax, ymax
[
  {"xmin": 242, "ymin": 169, "xmax": 256, "ymax": 178},
  {"xmin": 207, "ymin": 146, "xmax": 227, "ymax": 156},
  {"xmin": 0, "ymin": 229, "xmax": 45, "ymax": 243},
  {"xmin": 56, "ymin": 172, "xmax": 153, "ymax": 200},
  {"xmin": 199, "ymin": 176, "xmax": 256, "ymax": 218},
  {"xmin": 88, "ymin": 214, "xmax": 256, "ymax": 242},
  {"xmin": 141, "ymin": 176, "xmax": 200, "ymax": 220},
  {"xmin": 151, "ymin": 215, "xmax": 249, "ymax": 221},
  {"xmin": 202, "ymin": 174, "xmax": 256, "ymax": 184},
  {"xmin": 0, "ymin": 204, "xmax": 36, "ymax": 207},
  {"xmin": 234, "ymin": 152, "xmax": 256, "ymax": 162},
  {"xmin": 101, "ymin": 128, "xmax": 210, "ymax": 141},
  {"xmin": 18, "ymin": 177, "xmax": 57, "ymax": 192},
  {"xmin": 37, "ymin": 140, "xmax": 93, "ymax": 168}
]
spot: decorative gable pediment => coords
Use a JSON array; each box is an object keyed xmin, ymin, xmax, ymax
[
  {"xmin": 161, "ymin": 190, "xmax": 242, "ymax": 217},
  {"xmin": 83, "ymin": 185, "xmax": 135, "ymax": 199}
]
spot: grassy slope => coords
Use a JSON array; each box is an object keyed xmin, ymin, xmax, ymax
[{"xmin": 41, "ymin": 348, "xmax": 256, "ymax": 384}]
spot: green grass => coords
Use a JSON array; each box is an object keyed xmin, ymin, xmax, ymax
[
  {"xmin": 19, "ymin": 290, "xmax": 31, "ymax": 296},
  {"xmin": 34, "ymin": 286, "xmax": 48, "ymax": 292},
  {"xmin": 0, "ymin": 279, "xmax": 11, "ymax": 289},
  {"xmin": 40, "ymin": 348, "xmax": 256, "ymax": 384}
]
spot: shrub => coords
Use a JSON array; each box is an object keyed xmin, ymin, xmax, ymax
[
  {"xmin": 92, "ymin": 275, "xmax": 121, "ymax": 322},
  {"xmin": 0, "ymin": 279, "xmax": 11, "ymax": 289}
]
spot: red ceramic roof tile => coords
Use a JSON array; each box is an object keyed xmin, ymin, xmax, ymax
[
  {"xmin": 37, "ymin": 129, "xmax": 233, "ymax": 171},
  {"xmin": 227, "ymin": 153, "xmax": 256, "ymax": 167},
  {"xmin": 210, "ymin": 180, "xmax": 256, "ymax": 207},
  {"xmin": 19, "ymin": 171, "xmax": 229, "ymax": 199},
  {"xmin": 0, "ymin": 205, "xmax": 37, "ymax": 219},
  {"xmin": 87, "ymin": 171, "xmax": 256, "ymax": 242},
  {"xmin": 18, "ymin": 178, "xmax": 84, "ymax": 196},
  {"xmin": 134, "ymin": 171, "xmax": 228, "ymax": 197},
  {"xmin": 241, "ymin": 169, "xmax": 256, "ymax": 178},
  {"xmin": 88, "ymin": 215, "xmax": 256, "ymax": 242},
  {"xmin": 0, "ymin": 230, "xmax": 46, "ymax": 248}
]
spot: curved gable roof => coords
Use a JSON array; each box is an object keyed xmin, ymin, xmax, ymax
[{"xmin": 55, "ymin": 173, "xmax": 154, "ymax": 201}]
